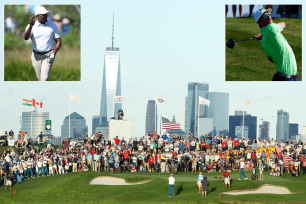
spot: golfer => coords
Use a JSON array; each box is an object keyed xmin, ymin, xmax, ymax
[
  {"xmin": 253, "ymin": 8, "xmax": 299, "ymax": 81},
  {"xmin": 24, "ymin": 6, "xmax": 61, "ymax": 81},
  {"xmin": 197, "ymin": 172, "xmax": 204, "ymax": 193},
  {"xmin": 168, "ymin": 174, "xmax": 175, "ymax": 197},
  {"xmin": 239, "ymin": 158, "xmax": 248, "ymax": 180},
  {"xmin": 217, "ymin": 169, "xmax": 231, "ymax": 189}
]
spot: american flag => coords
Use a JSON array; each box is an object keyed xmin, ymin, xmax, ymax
[{"xmin": 162, "ymin": 117, "xmax": 180, "ymax": 130}]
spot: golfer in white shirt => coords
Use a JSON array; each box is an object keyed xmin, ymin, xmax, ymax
[
  {"xmin": 168, "ymin": 174, "xmax": 175, "ymax": 197},
  {"xmin": 239, "ymin": 158, "xmax": 248, "ymax": 180},
  {"xmin": 24, "ymin": 6, "xmax": 61, "ymax": 81}
]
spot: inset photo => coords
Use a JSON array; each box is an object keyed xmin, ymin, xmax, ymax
[
  {"xmin": 225, "ymin": 5, "xmax": 302, "ymax": 81},
  {"xmin": 4, "ymin": 5, "xmax": 81, "ymax": 81}
]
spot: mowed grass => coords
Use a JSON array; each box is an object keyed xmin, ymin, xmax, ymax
[
  {"xmin": 0, "ymin": 169, "xmax": 305, "ymax": 204},
  {"xmin": 226, "ymin": 17, "xmax": 302, "ymax": 81},
  {"xmin": 4, "ymin": 47, "xmax": 80, "ymax": 81}
]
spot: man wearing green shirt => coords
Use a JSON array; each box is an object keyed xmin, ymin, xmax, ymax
[{"xmin": 253, "ymin": 8, "xmax": 299, "ymax": 81}]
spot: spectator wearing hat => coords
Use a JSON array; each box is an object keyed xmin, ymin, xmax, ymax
[{"xmin": 24, "ymin": 6, "xmax": 62, "ymax": 81}]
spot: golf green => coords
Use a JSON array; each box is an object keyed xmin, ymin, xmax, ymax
[{"xmin": 0, "ymin": 170, "xmax": 305, "ymax": 203}]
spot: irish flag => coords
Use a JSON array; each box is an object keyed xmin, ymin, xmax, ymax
[{"xmin": 22, "ymin": 99, "xmax": 32, "ymax": 106}]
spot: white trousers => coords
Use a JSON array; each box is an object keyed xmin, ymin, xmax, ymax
[{"xmin": 31, "ymin": 50, "xmax": 54, "ymax": 81}]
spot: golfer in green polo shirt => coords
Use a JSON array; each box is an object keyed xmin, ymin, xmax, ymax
[{"xmin": 253, "ymin": 8, "xmax": 299, "ymax": 81}]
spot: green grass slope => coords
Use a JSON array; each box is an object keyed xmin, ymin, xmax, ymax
[
  {"xmin": 0, "ymin": 170, "xmax": 305, "ymax": 204},
  {"xmin": 226, "ymin": 17, "xmax": 302, "ymax": 81}
]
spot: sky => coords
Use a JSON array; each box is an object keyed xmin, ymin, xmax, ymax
[{"xmin": 0, "ymin": 0, "xmax": 305, "ymax": 140}]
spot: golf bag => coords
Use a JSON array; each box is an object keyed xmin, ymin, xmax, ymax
[
  {"xmin": 154, "ymin": 163, "xmax": 160, "ymax": 172},
  {"xmin": 251, "ymin": 167, "xmax": 258, "ymax": 180}
]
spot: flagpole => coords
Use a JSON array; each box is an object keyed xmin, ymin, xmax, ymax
[
  {"xmin": 160, "ymin": 114, "xmax": 162, "ymax": 135},
  {"xmin": 112, "ymin": 96, "xmax": 115, "ymax": 118},
  {"xmin": 20, "ymin": 101, "xmax": 23, "ymax": 131},
  {"xmin": 69, "ymin": 96, "xmax": 71, "ymax": 139},
  {"xmin": 198, "ymin": 101, "xmax": 200, "ymax": 137},
  {"xmin": 242, "ymin": 98, "xmax": 245, "ymax": 139},
  {"xmin": 155, "ymin": 99, "xmax": 157, "ymax": 133},
  {"xmin": 31, "ymin": 105, "xmax": 33, "ymax": 138}
]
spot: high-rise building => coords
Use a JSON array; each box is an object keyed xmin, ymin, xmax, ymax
[
  {"xmin": 207, "ymin": 92, "xmax": 229, "ymax": 137},
  {"xmin": 259, "ymin": 121, "xmax": 270, "ymax": 140},
  {"xmin": 92, "ymin": 116, "xmax": 100, "ymax": 134},
  {"xmin": 99, "ymin": 14, "xmax": 122, "ymax": 127},
  {"xmin": 229, "ymin": 110, "xmax": 257, "ymax": 141},
  {"xmin": 289, "ymin": 123, "xmax": 298, "ymax": 138},
  {"xmin": 276, "ymin": 109, "xmax": 289, "ymax": 142},
  {"xmin": 145, "ymin": 100, "xmax": 157, "ymax": 134},
  {"xmin": 185, "ymin": 82, "xmax": 209, "ymax": 136},
  {"xmin": 21, "ymin": 111, "xmax": 51, "ymax": 139},
  {"xmin": 61, "ymin": 112, "xmax": 88, "ymax": 140}
]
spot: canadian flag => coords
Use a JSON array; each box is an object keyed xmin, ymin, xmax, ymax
[{"xmin": 32, "ymin": 99, "xmax": 43, "ymax": 108}]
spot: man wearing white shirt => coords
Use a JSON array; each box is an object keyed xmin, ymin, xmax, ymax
[
  {"xmin": 23, "ymin": 6, "xmax": 61, "ymax": 81},
  {"xmin": 238, "ymin": 159, "xmax": 248, "ymax": 180},
  {"xmin": 168, "ymin": 174, "xmax": 175, "ymax": 197}
]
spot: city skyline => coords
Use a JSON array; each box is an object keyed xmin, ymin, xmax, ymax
[{"xmin": 0, "ymin": 1, "xmax": 305, "ymax": 140}]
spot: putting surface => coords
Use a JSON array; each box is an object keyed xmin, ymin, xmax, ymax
[
  {"xmin": 225, "ymin": 17, "xmax": 302, "ymax": 81},
  {"xmin": 0, "ymin": 170, "xmax": 305, "ymax": 204}
]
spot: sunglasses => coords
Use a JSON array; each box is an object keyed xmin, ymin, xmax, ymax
[{"xmin": 262, "ymin": 13, "xmax": 271, "ymax": 19}]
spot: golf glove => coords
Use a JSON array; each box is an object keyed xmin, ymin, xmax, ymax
[{"xmin": 48, "ymin": 53, "xmax": 55, "ymax": 63}]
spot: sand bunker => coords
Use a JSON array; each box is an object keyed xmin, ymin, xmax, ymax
[
  {"xmin": 89, "ymin": 176, "xmax": 151, "ymax": 185},
  {"xmin": 223, "ymin": 184, "xmax": 293, "ymax": 195}
]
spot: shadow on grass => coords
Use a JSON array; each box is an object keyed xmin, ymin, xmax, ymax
[{"xmin": 175, "ymin": 185, "xmax": 183, "ymax": 195}]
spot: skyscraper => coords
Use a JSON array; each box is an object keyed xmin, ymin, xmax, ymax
[
  {"xmin": 259, "ymin": 121, "xmax": 270, "ymax": 140},
  {"xmin": 185, "ymin": 82, "xmax": 209, "ymax": 136},
  {"xmin": 99, "ymin": 13, "xmax": 122, "ymax": 127},
  {"xmin": 92, "ymin": 116, "xmax": 100, "ymax": 134},
  {"xmin": 229, "ymin": 110, "xmax": 257, "ymax": 141},
  {"xmin": 61, "ymin": 112, "xmax": 88, "ymax": 140},
  {"xmin": 207, "ymin": 92, "xmax": 229, "ymax": 137},
  {"xmin": 145, "ymin": 100, "xmax": 157, "ymax": 134},
  {"xmin": 21, "ymin": 111, "xmax": 51, "ymax": 138},
  {"xmin": 289, "ymin": 123, "xmax": 298, "ymax": 138},
  {"xmin": 276, "ymin": 109, "xmax": 289, "ymax": 142}
]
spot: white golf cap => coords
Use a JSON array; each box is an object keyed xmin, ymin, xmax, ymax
[
  {"xmin": 254, "ymin": 8, "xmax": 272, "ymax": 22},
  {"xmin": 35, "ymin": 6, "xmax": 50, "ymax": 16}
]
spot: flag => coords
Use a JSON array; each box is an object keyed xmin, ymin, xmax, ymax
[
  {"xmin": 162, "ymin": 117, "xmax": 180, "ymax": 130},
  {"xmin": 199, "ymin": 96, "xmax": 210, "ymax": 107},
  {"xmin": 32, "ymin": 99, "xmax": 43, "ymax": 108},
  {"xmin": 113, "ymin": 96, "xmax": 124, "ymax": 103},
  {"xmin": 70, "ymin": 94, "xmax": 82, "ymax": 103},
  {"xmin": 22, "ymin": 99, "xmax": 32, "ymax": 106},
  {"xmin": 244, "ymin": 99, "xmax": 252, "ymax": 106},
  {"xmin": 155, "ymin": 96, "xmax": 166, "ymax": 104}
]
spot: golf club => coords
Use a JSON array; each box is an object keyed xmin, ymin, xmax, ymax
[{"xmin": 226, "ymin": 38, "xmax": 255, "ymax": 49}]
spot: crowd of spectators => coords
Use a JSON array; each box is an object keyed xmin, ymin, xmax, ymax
[{"xmin": 1, "ymin": 131, "xmax": 306, "ymax": 190}]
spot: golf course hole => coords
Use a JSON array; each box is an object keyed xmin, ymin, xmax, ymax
[
  {"xmin": 88, "ymin": 176, "xmax": 152, "ymax": 185},
  {"xmin": 223, "ymin": 184, "xmax": 293, "ymax": 195}
]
